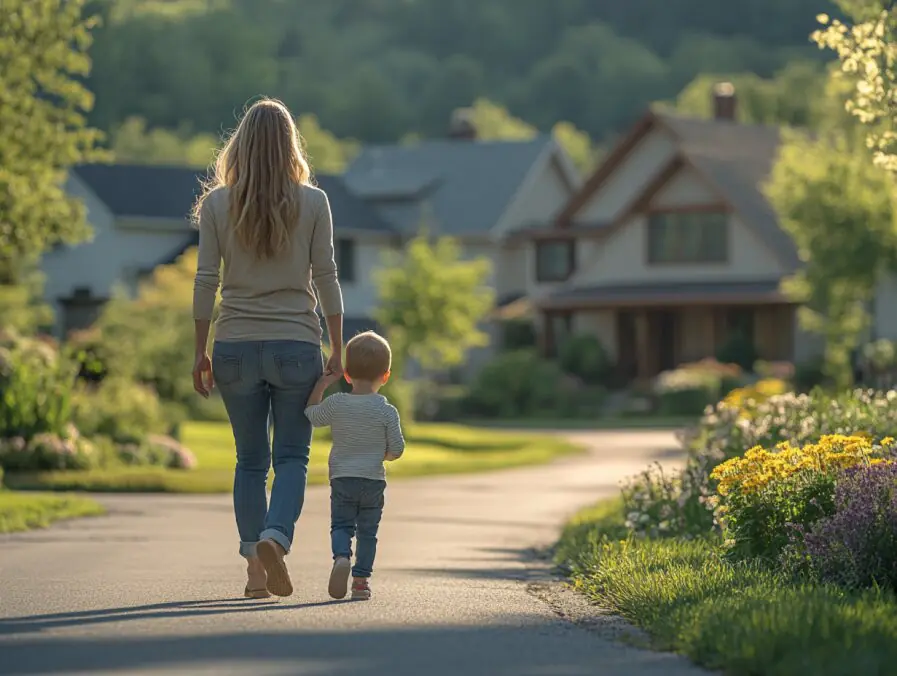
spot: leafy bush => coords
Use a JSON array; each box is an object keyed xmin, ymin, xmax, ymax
[
  {"xmin": 794, "ymin": 357, "xmax": 827, "ymax": 392},
  {"xmin": 622, "ymin": 463, "xmax": 712, "ymax": 538},
  {"xmin": 466, "ymin": 349, "xmax": 566, "ymax": 418},
  {"xmin": 624, "ymin": 389, "xmax": 897, "ymax": 541},
  {"xmin": 500, "ymin": 319, "xmax": 537, "ymax": 350},
  {"xmin": 72, "ymin": 378, "xmax": 169, "ymax": 444},
  {"xmin": 786, "ymin": 462, "xmax": 897, "ymax": 589},
  {"xmin": 653, "ymin": 359, "xmax": 741, "ymax": 416},
  {"xmin": 0, "ymin": 426, "xmax": 96, "ymax": 471},
  {"xmin": 716, "ymin": 330, "xmax": 758, "ymax": 372},
  {"xmin": 709, "ymin": 435, "xmax": 891, "ymax": 561},
  {"xmin": 558, "ymin": 333, "xmax": 612, "ymax": 384},
  {"xmin": 0, "ymin": 332, "xmax": 78, "ymax": 440}
]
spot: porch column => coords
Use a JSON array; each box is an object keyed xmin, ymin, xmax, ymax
[{"xmin": 635, "ymin": 310, "xmax": 650, "ymax": 380}]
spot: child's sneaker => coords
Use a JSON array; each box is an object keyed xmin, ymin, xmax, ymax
[
  {"xmin": 328, "ymin": 557, "xmax": 351, "ymax": 599},
  {"xmin": 351, "ymin": 578, "xmax": 372, "ymax": 601}
]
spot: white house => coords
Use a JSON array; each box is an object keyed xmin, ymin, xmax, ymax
[
  {"xmin": 46, "ymin": 118, "xmax": 580, "ymax": 367},
  {"xmin": 498, "ymin": 86, "xmax": 897, "ymax": 381}
]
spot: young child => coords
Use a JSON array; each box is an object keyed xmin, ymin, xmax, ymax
[{"xmin": 305, "ymin": 331, "xmax": 405, "ymax": 600}]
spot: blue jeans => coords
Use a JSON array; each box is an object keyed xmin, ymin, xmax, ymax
[
  {"xmin": 213, "ymin": 340, "xmax": 323, "ymax": 558},
  {"xmin": 330, "ymin": 477, "xmax": 386, "ymax": 578}
]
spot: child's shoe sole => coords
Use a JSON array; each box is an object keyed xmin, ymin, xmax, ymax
[
  {"xmin": 257, "ymin": 540, "xmax": 293, "ymax": 597},
  {"xmin": 328, "ymin": 558, "xmax": 351, "ymax": 599}
]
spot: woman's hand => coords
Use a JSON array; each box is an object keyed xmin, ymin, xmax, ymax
[
  {"xmin": 193, "ymin": 351, "xmax": 214, "ymax": 398},
  {"xmin": 325, "ymin": 350, "xmax": 343, "ymax": 378}
]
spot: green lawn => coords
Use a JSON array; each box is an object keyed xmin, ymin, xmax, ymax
[
  {"xmin": 556, "ymin": 499, "xmax": 897, "ymax": 675},
  {"xmin": 0, "ymin": 491, "xmax": 105, "ymax": 533},
  {"xmin": 464, "ymin": 415, "xmax": 695, "ymax": 431},
  {"xmin": 3, "ymin": 422, "xmax": 582, "ymax": 493}
]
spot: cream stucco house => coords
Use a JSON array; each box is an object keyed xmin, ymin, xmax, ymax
[{"xmin": 501, "ymin": 88, "xmax": 897, "ymax": 381}]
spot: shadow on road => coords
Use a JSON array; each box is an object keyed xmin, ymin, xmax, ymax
[
  {"xmin": 0, "ymin": 624, "xmax": 686, "ymax": 676},
  {"xmin": 0, "ymin": 598, "xmax": 346, "ymax": 636}
]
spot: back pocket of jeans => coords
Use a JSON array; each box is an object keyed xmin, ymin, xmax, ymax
[
  {"xmin": 212, "ymin": 354, "xmax": 242, "ymax": 386},
  {"xmin": 274, "ymin": 350, "xmax": 319, "ymax": 387}
]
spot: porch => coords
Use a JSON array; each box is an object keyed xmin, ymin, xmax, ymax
[{"xmin": 538, "ymin": 281, "xmax": 796, "ymax": 381}]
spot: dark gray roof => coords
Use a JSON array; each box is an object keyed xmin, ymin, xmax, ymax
[
  {"xmin": 542, "ymin": 279, "xmax": 784, "ymax": 308},
  {"xmin": 74, "ymin": 163, "xmax": 205, "ymax": 220},
  {"xmin": 343, "ymin": 137, "xmax": 553, "ymax": 236},
  {"xmin": 73, "ymin": 165, "xmax": 390, "ymax": 234},
  {"xmin": 313, "ymin": 174, "xmax": 395, "ymax": 234},
  {"xmin": 655, "ymin": 114, "xmax": 799, "ymax": 270},
  {"xmin": 320, "ymin": 316, "xmax": 382, "ymax": 344}
]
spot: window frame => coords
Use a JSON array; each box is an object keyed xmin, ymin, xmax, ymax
[
  {"xmin": 535, "ymin": 238, "xmax": 575, "ymax": 283},
  {"xmin": 335, "ymin": 237, "xmax": 356, "ymax": 284},
  {"xmin": 646, "ymin": 211, "xmax": 729, "ymax": 265}
]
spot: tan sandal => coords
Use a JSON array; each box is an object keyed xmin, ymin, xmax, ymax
[
  {"xmin": 244, "ymin": 586, "xmax": 271, "ymax": 599},
  {"xmin": 257, "ymin": 539, "xmax": 293, "ymax": 597}
]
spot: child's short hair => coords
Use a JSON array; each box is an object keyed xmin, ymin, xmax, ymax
[{"xmin": 345, "ymin": 331, "xmax": 392, "ymax": 382}]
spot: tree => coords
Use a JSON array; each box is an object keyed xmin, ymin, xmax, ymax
[
  {"xmin": 298, "ymin": 114, "xmax": 360, "ymax": 175},
  {"xmin": 813, "ymin": 2, "xmax": 897, "ymax": 172},
  {"xmin": 111, "ymin": 117, "xmax": 218, "ymax": 167},
  {"xmin": 468, "ymin": 99, "xmax": 599, "ymax": 174},
  {"xmin": 765, "ymin": 130, "xmax": 897, "ymax": 388},
  {"xmin": 0, "ymin": 0, "xmax": 105, "ymax": 281},
  {"xmin": 374, "ymin": 232, "xmax": 494, "ymax": 376}
]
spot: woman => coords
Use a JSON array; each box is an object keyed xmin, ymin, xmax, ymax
[{"xmin": 191, "ymin": 98, "xmax": 343, "ymax": 599}]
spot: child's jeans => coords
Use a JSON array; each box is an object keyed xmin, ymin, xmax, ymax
[{"xmin": 330, "ymin": 477, "xmax": 386, "ymax": 578}]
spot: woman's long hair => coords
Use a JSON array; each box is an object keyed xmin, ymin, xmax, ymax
[{"xmin": 193, "ymin": 98, "xmax": 312, "ymax": 259}]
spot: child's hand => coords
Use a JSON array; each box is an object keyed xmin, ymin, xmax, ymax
[
  {"xmin": 384, "ymin": 451, "xmax": 400, "ymax": 461},
  {"xmin": 319, "ymin": 371, "xmax": 342, "ymax": 388}
]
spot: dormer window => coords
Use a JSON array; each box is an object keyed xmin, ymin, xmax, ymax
[{"xmin": 535, "ymin": 239, "xmax": 575, "ymax": 282}]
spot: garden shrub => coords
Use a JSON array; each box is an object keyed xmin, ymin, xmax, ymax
[
  {"xmin": 785, "ymin": 461, "xmax": 897, "ymax": 589},
  {"xmin": 624, "ymin": 389, "xmax": 897, "ymax": 541},
  {"xmin": 0, "ymin": 425, "xmax": 96, "ymax": 471},
  {"xmin": 715, "ymin": 330, "xmax": 758, "ymax": 372},
  {"xmin": 500, "ymin": 319, "xmax": 537, "ymax": 350},
  {"xmin": 466, "ymin": 349, "xmax": 567, "ymax": 418},
  {"xmin": 0, "ymin": 332, "xmax": 78, "ymax": 441},
  {"xmin": 558, "ymin": 334, "xmax": 612, "ymax": 384},
  {"xmin": 653, "ymin": 360, "xmax": 740, "ymax": 416},
  {"xmin": 72, "ymin": 377, "xmax": 168, "ymax": 444},
  {"xmin": 794, "ymin": 357, "xmax": 827, "ymax": 392},
  {"xmin": 709, "ymin": 435, "xmax": 891, "ymax": 562}
]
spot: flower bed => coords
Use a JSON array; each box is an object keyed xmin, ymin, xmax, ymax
[{"xmin": 0, "ymin": 330, "xmax": 195, "ymax": 479}]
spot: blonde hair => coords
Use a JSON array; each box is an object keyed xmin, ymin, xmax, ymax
[
  {"xmin": 193, "ymin": 98, "xmax": 312, "ymax": 260},
  {"xmin": 345, "ymin": 331, "xmax": 392, "ymax": 382}
]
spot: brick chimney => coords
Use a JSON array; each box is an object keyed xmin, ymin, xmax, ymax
[
  {"xmin": 448, "ymin": 107, "xmax": 477, "ymax": 140},
  {"xmin": 712, "ymin": 82, "xmax": 737, "ymax": 121}
]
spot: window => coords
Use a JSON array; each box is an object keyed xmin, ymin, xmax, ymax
[
  {"xmin": 535, "ymin": 240, "xmax": 574, "ymax": 282},
  {"xmin": 647, "ymin": 212, "xmax": 728, "ymax": 264},
  {"xmin": 335, "ymin": 238, "xmax": 356, "ymax": 283}
]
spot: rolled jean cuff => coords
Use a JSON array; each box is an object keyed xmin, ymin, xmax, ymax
[
  {"xmin": 239, "ymin": 541, "xmax": 257, "ymax": 559},
  {"xmin": 259, "ymin": 527, "xmax": 291, "ymax": 555}
]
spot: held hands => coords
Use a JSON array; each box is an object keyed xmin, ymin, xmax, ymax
[
  {"xmin": 193, "ymin": 351, "xmax": 214, "ymax": 398},
  {"xmin": 318, "ymin": 370, "xmax": 343, "ymax": 389},
  {"xmin": 324, "ymin": 350, "xmax": 343, "ymax": 378}
]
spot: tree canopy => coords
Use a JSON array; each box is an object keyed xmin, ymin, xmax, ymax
[
  {"xmin": 0, "ymin": 0, "xmax": 105, "ymax": 279},
  {"xmin": 765, "ymin": 130, "xmax": 897, "ymax": 387}
]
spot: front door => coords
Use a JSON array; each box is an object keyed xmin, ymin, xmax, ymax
[
  {"xmin": 616, "ymin": 311, "xmax": 638, "ymax": 380},
  {"xmin": 655, "ymin": 310, "xmax": 678, "ymax": 373}
]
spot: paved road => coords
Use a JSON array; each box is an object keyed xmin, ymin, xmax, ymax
[{"xmin": 0, "ymin": 430, "xmax": 706, "ymax": 676}]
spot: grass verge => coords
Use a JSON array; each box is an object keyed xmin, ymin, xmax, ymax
[
  {"xmin": 556, "ymin": 499, "xmax": 897, "ymax": 675},
  {"xmin": 0, "ymin": 491, "xmax": 105, "ymax": 533},
  {"xmin": 464, "ymin": 416, "xmax": 695, "ymax": 431},
  {"xmin": 4, "ymin": 422, "xmax": 582, "ymax": 493}
]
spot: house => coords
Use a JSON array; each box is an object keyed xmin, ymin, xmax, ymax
[
  {"xmin": 498, "ymin": 86, "xmax": 809, "ymax": 381},
  {"xmin": 47, "ymin": 115, "xmax": 579, "ymax": 361},
  {"xmin": 500, "ymin": 84, "xmax": 897, "ymax": 381}
]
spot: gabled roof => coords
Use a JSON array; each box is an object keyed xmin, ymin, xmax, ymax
[
  {"xmin": 313, "ymin": 174, "xmax": 395, "ymax": 234},
  {"xmin": 343, "ymin": 136, "xmax": 554, "ymax": 236},
  {"xmin": 74, "ymin": 163, "xmax": 205, "ymax": 221},
  {"xmin": 72, "ymin": 165, "xmax": 391, "ymax": 234},
  {"xmin": 555, "ymin": 111, "xmax": 799, "ymax": 270}
]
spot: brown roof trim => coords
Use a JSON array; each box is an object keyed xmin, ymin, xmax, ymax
[
  {"xmin": 555, "ymin": 111, "xmax": 658, "ymax": 228},
  {"xmin": 538, "ymin": 293, "xmax": 789, "ymax": 312}
]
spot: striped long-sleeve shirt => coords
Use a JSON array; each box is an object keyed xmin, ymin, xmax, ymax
[{"xmin": 305, "ymin": 393, "xmax": 405, "ymax": 481}]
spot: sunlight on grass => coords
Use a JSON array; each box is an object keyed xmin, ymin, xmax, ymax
[
  {"xmin": 4, "ymin": 422, "xmax": 582, "ymax": 494},
  {"xmin": 0, "ymin": 491, "xmax": 104, "ymax": 533},
  {"xmin": 556, "ymin": 499, "xmax": 897, "ymax": 676}
]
